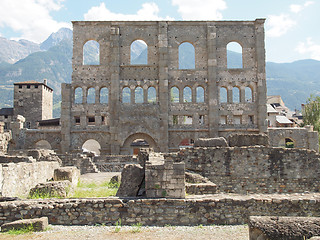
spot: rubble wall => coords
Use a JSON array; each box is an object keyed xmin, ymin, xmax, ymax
[
  {"xmin": 0, "ymin": 194, "xmax": 319, "ymax": 226},
  {"xmin": 0, "ymin": 161, "xmax": 60, "ymax": 197},
  {"xmin": 165, "ymin": 146, "xmax": 320, "ymax": 194}
]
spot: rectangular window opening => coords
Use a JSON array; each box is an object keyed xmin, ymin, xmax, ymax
[
  {"xmin": 75, "ymin": 117, "xmax": 80, "ymax": 125},
  {"xmin": 234, "ymin": 115, "xmax": 242, "ymax": 125},
  {"xmin": 183, "ymin": 116, "xmax": 193, "ymax": 125},
  {"xmin": 88, "ymin": 117, "xmax": 95, "ymax": 125},
  {"xmin": 173, "ymin": 115, "xmax": 178, "ymax": 125},
  {"xmin": 199, "ymin": 115, "xmax": 204, "ymax": 125}
]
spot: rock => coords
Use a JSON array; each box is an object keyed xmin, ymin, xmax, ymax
[
  {"xmin": 228, "ymin": 133, "xmax": 269, "ymax": 147},
  {"xmin": 116, "ymin": 164, "xmax": 144, "ymax": 197},
  {"xmin": 194, "ymin": 137, "xmax": 228, "ymax": 147},
  {"xmin": 249, "ymin": 216, "xmax": 320, "ymax": 240},
  {"xmin": 29, "ymin": 180, "xmax": 73, "ymax": 198},
  {"xmin": 54, "ymin": 167, "xmax": 80, "ymax": 186},
  {"xmin": 110, "ymin": 175, "xmax": 120, "ymax": 184},
  {"xmin": 0, "ymin": 197, "xmax": 20, "ymax": 202},
  {"xmin": 1, "ymin": 217, "xmax": 48, "ymax": 232}
]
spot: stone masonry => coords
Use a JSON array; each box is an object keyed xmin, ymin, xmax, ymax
[{"xmin": 57, "ymin": 19, "xmax": 268, "ymax": 155}]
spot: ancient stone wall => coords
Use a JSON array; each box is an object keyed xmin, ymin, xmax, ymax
[
  {"xmin": 165, "ymin": 146, "xmax": 320, "ymax": 194},
  {"xmin": 268, "ymin": 127, "xmax": 319, "ymax": 151},
  {"xmin": 59, "ymin": 19, "xmax": 267, "ymax": 155},
  {"xmin": 0, "ymin": 161, "xmax": 60, "ymax": 197},
  {"xmin": 0, "ymin": 194, "xmax": 319, "ymax": 226}
]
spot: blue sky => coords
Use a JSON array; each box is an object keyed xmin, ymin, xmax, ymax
[{"xmin": 0, "ymin": 0, "xmax": 319, "ymax": 63}]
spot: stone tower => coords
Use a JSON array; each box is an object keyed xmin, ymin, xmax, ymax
[{"xmin": 13, "ymin": 80, "xmax": 53, "ymax": 129}]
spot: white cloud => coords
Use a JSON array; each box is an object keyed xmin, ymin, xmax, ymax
[
  {"xmin": 0, "ymin": 0, "xmax": 70, "ymax": 43},
  {"xmin": 84, "ymin": 2, "xmax": 173, "ymax": 21},
  {"xmin": 295, "ymin": 38, "xmax": 320, "ymax": 60},
  {"xmin": 266, "ymin": 14, "xmax": 296, "ymax": 38},
  {"xmin": 290, "ymin": 1, "xmax": 314, "ymax": 13},
  {"xmin": 171, "ymin": 0, "xmax": 227, "ymax": 20}
]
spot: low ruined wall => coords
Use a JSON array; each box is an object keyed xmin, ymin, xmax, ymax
[
  {"xmin": 93, "ymin": 155, "xmax": 137, "ymax": 172},
  {"xmin": 0, "ymin": 194, "xmax": 319, "ymax": 226},
  {"xmin": 165, "ymin": 146, "xmax": 320, "ymax": 194},
  {"xmin": 0, "ymin": 161, "xmax": 60, "ymax": 197}
]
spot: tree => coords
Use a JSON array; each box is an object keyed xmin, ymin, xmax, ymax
[{"xmin": 302, "ymin": 95, "xmax": 320, "ymax": 132}]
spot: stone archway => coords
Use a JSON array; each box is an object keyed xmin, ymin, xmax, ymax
[
  {"xmin": 279, "ymin": 137, "xmax": 295, "ymax": 148},
  {"xmin": 121, "ymin": 133, "xmax": 159, "ymax": 155},
  {"xmin": 82, "ymin": 139, "xmax": 101, "ymax": 156},
  {"xmin": 35, "ymin": 140, "xmax": 52, "ymax": 150}
]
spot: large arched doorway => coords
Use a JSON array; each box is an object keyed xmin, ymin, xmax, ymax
[
  {"xmin": 121, "ymin": 133, "xmax": 159, "ymax": 155},
  {"xmin": 82, "ymin": 139, "xmax": 101, "ymax": 156},
  {"xmin": 35, "ymin": 140, "xmax": 52, "ymax": 150}
]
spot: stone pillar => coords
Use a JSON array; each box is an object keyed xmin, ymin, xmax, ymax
[
  {"xmin": 109, "ymin": 26, "xmax": 121, "ymax": 154},
  {"xmin": 157, "ymin": 22, "xmax": 169, "ymax": 152},
  {"xmin": 255, "ymin": 19, "xmax": 268, "ymax": 133},
  {"xmin": 207, "ymin": 24, "xmax": 219, "ymax": 137},
  {"xmin": 60, "ymin": 83, "xmax": 72, "ymax": 153}
]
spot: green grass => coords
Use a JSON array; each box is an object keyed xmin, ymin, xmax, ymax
[
  {"xmin": 72, "ymin": 180, "xmax": 119, "ymax": 198},
  {"xmin": 6, "ymin": 225, "xmax": 34, "ymax": 235},
  {"xmin": 131, "ymin": 223, "xmax": 142, "ymax": 233}
]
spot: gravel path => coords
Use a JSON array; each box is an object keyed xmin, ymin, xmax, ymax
[{"xmin": 0, "ymin": 225, "xmax": 249, "ymax": 240}]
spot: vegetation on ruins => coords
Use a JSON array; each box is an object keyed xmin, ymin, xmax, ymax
[
  {"xmin": 72, "ymin": 180, "xmax": 119, "ymax": 198},
  {"xmin": 302, "ymin": 95, "xmax": 320, "ymax": 133}
]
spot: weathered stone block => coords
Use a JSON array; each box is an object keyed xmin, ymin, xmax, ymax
[
  {"xmin": 249, "ymin": 216, "xmax": 320, "ymax": 240},
  {"xmin": 29, "ymin": 180, "xmax": 72, "ymax": 198},
  {"xmin": 116, "ymin": 164, "xmax": 144, "ymax": 197},
  {"xmin": 194, "ymin": 137, "xmax": 228, "ymax": 147},
  {"xmin": 1, "ymin": 217, "xmax": 48, "ymax": 232},
  {"xmin": 54, "ymin": 167, "xmax": 80, "ymax": 186},
  {"xmin": 228, "ymin": 133, "xmax": 269, "ymax": 147}
]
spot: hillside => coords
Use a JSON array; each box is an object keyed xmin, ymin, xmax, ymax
[{"xmin": 0, "ymin": 29, "xmax": 320, "ymax": 117}]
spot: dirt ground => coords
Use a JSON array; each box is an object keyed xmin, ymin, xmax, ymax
[{"xmin": 0, "ymin": 225, "xmax": 249, "ymax": 240}]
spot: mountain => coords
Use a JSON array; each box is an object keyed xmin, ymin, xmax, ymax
[
  {"xmin": 0, "ymin": 37, "xmax": 40, "ymax": 64},
  {"xmin": 40, "ymin": 28, "xmax": 73, "ymax": 51},
  {"xmin": 1, "ymin": 29, "xmax": 320, "ymax": 117}
]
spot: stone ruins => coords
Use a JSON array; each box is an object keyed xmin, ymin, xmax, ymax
[{"xmin": 0, "ymin": 19, "xmax": 320, "ymax": 238}]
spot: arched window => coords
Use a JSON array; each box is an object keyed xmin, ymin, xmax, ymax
[
  {"xmin": 196, "ymin": 86, "xmax": 204, "ymax": 102},
  {"xmin": 35, "ymin": 140, "xmax": 52, "ymax": 150},
  {"xmin": 227, "ymin": 41, "xmax": 243, "ymax": 69},
  {"xmin": 245, "ymin": 87, "xmax": 253, "ymax": 102},
  {"xmin": 135, "ymin": 87, "xmax": 144, "ymax": 103},
  {"xmin": 100, "ymin": 87, "xmax": 108, "ymax": 104},
  {"xmin": 233, "ymin": 87, "xmax": 240, "ymax": 103},
  {"xmin": 148, "ymin": 87, "xmax": 156, "ymax": 103},
  {"xmin": 122, "ymin": 87, "xmax": 131, "ymax": 103},
  {"xmin": 220, "ymin": 87, "xmax": 227, "ymax": 103},
  {"xmin": 74, "ymin": 87, "xmax": 83, "ymax": 104},
  {"xmin": 179, "ymin": 42, "xmax": 195, "ymax": 69},
  {"xmin": 131, "ymin": 40, "xmax": 148, "ymax": 64},
  {"xmin": 83, "ymin": 40, "xmax": 100, "ymax": 65},
  {"xmin": 171, "ymin": 87, "xmax": 179, "ymax": 103},
  {"xmin": 87, "ymin": 87, "xmax": 95, "ymax": 104},
  {"xmin": 183, "ymin": 87, "xmax": 192, "ymax": 102}
]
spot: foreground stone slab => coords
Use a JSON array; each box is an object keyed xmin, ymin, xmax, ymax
[
  {"xmin": 1, "ymin": 217, "xmax": 48, "ymax": 232},
  {"xmin": 29, "ymin": 180, "xmax": 72, "ymax": 198},
  {"xmin": 249, "ymin": 216, "xmax": 320, "ymax": 240},
  {"xmin": 54, "ymin": 167, "xmax": 80, "ymax": 186}
]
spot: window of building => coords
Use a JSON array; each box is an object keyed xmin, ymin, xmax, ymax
[
  {"xmin": 131, "ymin": 40, "xmax": 148, "ymax": 65},
  {"xmin": 83, "ymin": 40, "xmax": 100, "ymax": 65},
  {"xmin": 183, "ymin": 87, "xmax": 192, "ymax": 102},
  {"xmin": 122, "ymin": 87, "xmax": 131, "ymax": 103},
  {"xmin": 199, "ymin": 115, "xmax": 204, "ymax": 125},
  {"xmin": 245, "ymin": 87, "xmax": 253, "ymax": 102},
  {"xmin": 25, "ymin": 122, "xmax": 31, "ymax": 129},
  {"xmin": 249, "ymin": 115, "xmax": 254, "ymax": 124},
  {"xmin": 173, "ymin": 115, "xmax": 178, "ymax": 125},
  {"xmin": 4, "ymin": 123, "xmax": 8, "ymax": 130},
  {"xmin": 135, "ymin": 87, "xmax": 144, "ymax": 103},
  {"xmin": 19, "ymin": 85, "xmax": 22, "ymax": 89},
  {"xmin": 233, "ymin": 87, "xmax": 240, "ymax": 103},
  {"xmin": 182, "ymin": 115, "xmax": 193, "ymax": 124},
  {"xmin": 234, "ymin": 115, "xmax": 242, "ymax": 124},
  {"xmin": 75, "ymin": 117, "xmax": 80, "ymax": 125},
  {"xmin": 4, "ymin": 115, "xmax": 8, "ymax": 119},
  {"xmin": 74, "ymin": 87, "xmax": 83, "ymax": 104},
  {"xmin": 220, "ymin": 87, "xmax": 228, "ymax": 103},
  {"xmin": 27, "ymin": 85, "xmax": 30, "ymax": 89},
  {"xmin": 88, "ymin": 117, "xmax": 95, "ymax": 125},
  {"xmin": 171, "ymin": 87, "xmax": 179, "ymax": 103},
  {"xmin": 227, "ymin": 41, "xmax": 243, "ymax": 69},
  {"xmin": 35, "ymin": 85, "xmax": 38, "ymax": 89},
  {"xmin": 87, "ymin": 87, "xmax": 95, "ymax": 104},
  {"xmin": 196, "ymin": 86, "xmax": 204, "ymax": 102},
  {"xmin": 100, "ymin": 87, "xmax": 108, "ymax": 104},
  {"xmin": 220, "ymin": 115, "xmax": 227, "ymax": 125},
  {"xmin": 147, "ymin": 87, "xmax": 156, "ymax": 103},
  {"xmin": 179, "ymin": 42, "xmax": 195, "ymax": 69}
]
